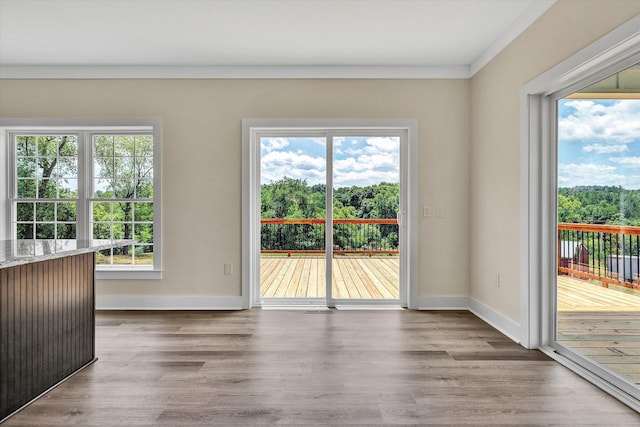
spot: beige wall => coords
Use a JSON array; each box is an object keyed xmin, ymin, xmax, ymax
[
  {"xmin": 2, "ymin": 0, "xmax": 637, "ymax": 320},
  {"xmin": 0, "ymin": 79, "xmax": 471, "ymax": 300},
  {"xmin": 470, "ymin": 1, "xmax": 640, "ymax": 323}
]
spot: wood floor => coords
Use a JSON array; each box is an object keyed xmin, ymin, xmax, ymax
[
  {"xmin": 260, "ymin": 256, "xmax": 399, "ymax": 299},
  {"xmin": 4, "ymin": 310, "xmax": 639, "ymax": 425}
]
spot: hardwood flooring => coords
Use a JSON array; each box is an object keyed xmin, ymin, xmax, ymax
[{"xmin": 3, "ymin": 310, "xmax": 639, "ymax": 425}]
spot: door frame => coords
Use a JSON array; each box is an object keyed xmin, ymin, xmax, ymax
[
  {"xmin": 242, "ymin": 118, "xmax": 419, "ymax": 309},
  {"xmin": 521, "ymin": 16, "xmax": 640, "ymax": 410}
]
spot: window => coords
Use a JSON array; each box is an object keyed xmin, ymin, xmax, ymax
[
  {"xmin": 91, "ymin": 134, "xmax": 154, "ymax": 267},
  {"xmin": 2, "ymin": 120, "xmax": 162, "ymax": 279},
  {"xmin": 14, "ymin": 134, "xmax": 79, "ymax": 241}
]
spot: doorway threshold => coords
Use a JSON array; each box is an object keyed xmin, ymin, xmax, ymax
[{"xmin": 334, "ymin": 305, "xmax": 405, "ymax": 310}]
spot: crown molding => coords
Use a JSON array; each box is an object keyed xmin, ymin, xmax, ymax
[
  {"xmin": 0, "ymin": 65, "xmax": 471, "ymax": 80},
  {"xmin": 470, "ymin": 0, "xmax": 556, "ymax": 76}
]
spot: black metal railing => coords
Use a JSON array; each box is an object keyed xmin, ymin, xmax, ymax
[
  {"xmin": 558, "ymin": 223, "xmax": 640, "ymax": 290},
  {"xmin": 261, "ymin": 218, "xmax": 399, "ymax": 256}
]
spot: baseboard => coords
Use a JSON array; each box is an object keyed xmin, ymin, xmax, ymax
[
  {"xmin": 417, "ymin": 296, "xmax": 521, "ymax": 344},
  {"xmin": 96, "ymin": 295, "xmax": 244, "ymax": 310},
  {"xmin": 467, "ymin": 298, "xmax": 521, "ymax": 344},
  {"xmin": 417, "ymin": 295, "xmax": 470, "ymax": 310}
]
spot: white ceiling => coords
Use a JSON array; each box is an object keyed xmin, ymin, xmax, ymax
[{"xmin": 0, "ymin": 0, "xmax": 556, "ymax": 78}]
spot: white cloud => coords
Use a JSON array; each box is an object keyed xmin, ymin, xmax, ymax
[
  {"xmin": 334, "ymin": 137, "xmax": 399, "ymax": 186},
  {"xmin": 609, "ymin": 156, "xmax": 640, "ymax": 167},
  {"xmin": 261, "ymin": 150, "xmax": 325, "ymax": 184},
  {"xmin": 582, "ymin": 143, "xmax": 628, "ymax": 154},
  {"xmin": 261, "ymin": 136, "xmax": 400, "ymax": 187},
  {"xmin": 261, "ymin": 137, "xmax": 289, "ymax": 153},
  {"xmin": 558, "ymin": 162, "xmax": 640, "ymax": 189},
  {"xmin": 559, "ymin": 100, "xmax": 640, "ymax": 143}
]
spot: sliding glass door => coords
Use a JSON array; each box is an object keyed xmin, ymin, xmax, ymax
[
  {"xmin": 257, "ymin": 130, "xmax": 404, "ymax": 306},
  {"xmin": 555, "ymin": 63, "xmax": 640, "ymax": 398}
]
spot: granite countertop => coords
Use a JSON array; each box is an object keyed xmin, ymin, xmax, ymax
[{"xmin": 0, "ymin": 239, "xmax": 135, "ymax": 268}]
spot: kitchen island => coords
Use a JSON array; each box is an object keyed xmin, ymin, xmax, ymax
[{"xmin": 0, "ymin": 239, "xmax": 133, "ymax": 421}]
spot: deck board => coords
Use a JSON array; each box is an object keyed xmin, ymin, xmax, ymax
[
  {"xmin": 260, "ymin": 256, "xmax": 399, "ymax": 299},
  {"xmin": 557, "ymin": 275, "xmax": 640, "ymax": 385}
]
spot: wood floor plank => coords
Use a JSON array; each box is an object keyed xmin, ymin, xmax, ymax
[{"xmin": 3, "ymin": 309, "xmax": 639, "ymax": 426}]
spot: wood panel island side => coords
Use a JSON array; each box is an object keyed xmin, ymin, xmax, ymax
[{"xmin": 0, "ymin": 239, "xmax": 133, "ymax": 421}]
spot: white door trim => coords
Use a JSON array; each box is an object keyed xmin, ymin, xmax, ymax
[{"xmin": 241, "ymin": 118, "xmax": 419, "ymax": 309}]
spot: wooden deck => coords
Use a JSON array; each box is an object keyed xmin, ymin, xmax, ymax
[
  {"xmin": 557, "ymin": 275, "xmax": 640, "ymax": 385},
  {"xmin": 260, "ymin": 256, "xmax": 399, "ymax": 299}
]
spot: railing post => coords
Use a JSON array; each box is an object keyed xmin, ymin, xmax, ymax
[{"xmin": 557, "ymin": 229, "xmax": 562, "ymax": 276}]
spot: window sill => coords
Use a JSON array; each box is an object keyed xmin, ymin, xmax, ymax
[{"xmin": 95, "ymin": 268, "xmax": 163, "ymax": 280}]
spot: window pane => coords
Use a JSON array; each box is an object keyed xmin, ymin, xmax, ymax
[
  {"xmin": 37, "ymin": 178, "xmax": 56, "ymax": 198},
  {"xmin": 17, "ymin": 158, "xmax": 36, "ymax": 178},
  {"xmin": 37, "ymin": 136, "xmax": 59, "ymax": 156},
  {"xmin": 113, "ymin": 202, "xmax": 133, "ymax": 221},
  {"xmin": 17, "ymin": 223, "xmax": 34, "ymax": 239},
  {"xmin": 93, "ymin": 223, "xmax": 111, "ymax": 239},
  {"xmin": 134, "ymin": 246, "xmax": 153, "ymax": 265},
  {"xmin": 59, "ymin": 179, "xmax": 78, "ymax": 198},
  {"xmin": 57, "ymin": 202, "xmax": 77, "ymax": 221},
  {"xmin": 36, "ymin": 202, "xmax": 55, "ymax": 221},
  {"xmin": 94, "ymin": 178, "xmax": 113, "ymax": 197},
  {"xmin": 135, "ymin": 136, "xmax": 153, "ymax": 157},
  {"xmin": 94, "ymin": 158, "xmax": 113, "ymax": 179},
  {"xmin": 92, "ymin": 202, "xmax": 111, "ymax": 222},
  {"xmin": 114, "ymin": 180, "xmax": 134, "ymax": 198},
  {"xmin": 135, "ymin": 179, "xmax": 153, "ymax": 198},
  {"xmin": 94, "ymin": 136, "xmax": 114, "ymax": 157},
  {"xmin": 115, "ymin": 157, "xmax": 135, "ymax": 177},
  {"xmin": 136, "ymin": 157, "xmax": 153, "ymax": 180},
  {"xmin": 58, "ymin": 137, "xmax": 77, "ymax": 156},
  {"xmin": 114, "ymin": 136, "xmax": 134, "ymax": 156},
  {"xmin": 16, "ymin": 202, "xmax": 34, "ymax": 222},
  {"xmin": 113, "ymin": 223, "xmax": 125, "ymax": 240},
  {"xmin": 36, "ymin": 223, "xmax": 54, "ymax": 239},
  {"xmin": 58, "ymin": 157, "xmax": 77, "ymax": 177},
  {"xmin": 112, "ymin": 245, "xmax": 133, "ymax": 266},
  {"xmin": 134, "ymin": 224, "xmax": 153, "ymax": 244},
  {"xmin": 134, "ymin": 202, "xmax": 153, "ymax": 221},
  {"xmin": 56, "ymin": 223, "xmax": 76, "ymax": 239},
  {"xmin": 38, "ymin": 157, "xmax": 57, "ymax": 177},
  {"xmin": 96, "ymin": 249, "xmax": 112, "ymax": 265},
  {"xmin": 17, "ymin": 179, "xmax": 36, "ymax": 198},
  {"xmin": 16, "ymin": 136, "xmax": 35, "ymax": 156}
]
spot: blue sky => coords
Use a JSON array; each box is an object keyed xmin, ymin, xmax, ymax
[
  {"xmin": 260, "ymin": 136, "xmax": 399, "ymax": 187},
  {"xmin": 558, "ymin": 99, "xmax": 640, "ymax": 189}
]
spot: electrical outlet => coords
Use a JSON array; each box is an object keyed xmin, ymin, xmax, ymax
[
  {"xmin": 224, "ymin": 263, "xmax": 232, "ymax": 276},
  {"xmin": 423, "ymin": 206, "xmax": 432, "ymax": 217}
]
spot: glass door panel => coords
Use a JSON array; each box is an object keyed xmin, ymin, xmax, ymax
[
  {"xmin": 259, "ymin": 136, "xmax": 326, "ymax": 300},
  {"xmin": 332, "ymin": 136, "xmax": 400, "ymax": 300},
  {"xmin": 556, "ymin": 64, "xmax": 640, "ymax": 390}
]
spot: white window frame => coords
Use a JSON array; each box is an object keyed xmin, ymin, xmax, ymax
[
  {"xmin": 0, "ymin": 118, "xmax": 162, "ymax": 280},
  {"xmin": 242, "ymin": 118, "xmax": 419, "ymax": 309},
  {"xmin": 521, "ymin": 16, "xmax": 640, "ymax": 411}
]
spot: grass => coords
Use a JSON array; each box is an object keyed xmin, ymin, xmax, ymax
[{"xmin": 96, "ymin": 253, "xmax": 153, "ymax": 266}]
